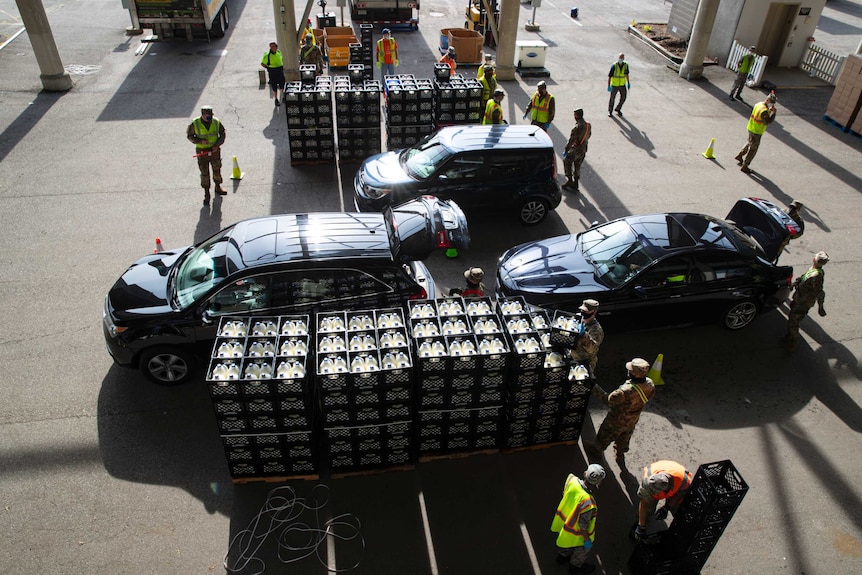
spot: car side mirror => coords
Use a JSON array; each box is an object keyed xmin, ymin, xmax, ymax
[
  {"xmin": 633, "ymin": 286, "xmax": 648, "ymax": 300},
  {"xmin": 438, "ymin": 174, "xmax": 449, "ymax": 181},
  {"xmin": 201, "ymin": 309, "xmax": 214, "ymax": 325}
]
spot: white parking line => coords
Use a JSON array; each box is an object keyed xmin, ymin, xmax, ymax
[
  {"xmin": 520, "ymin": 521, "xmax": 543, "ymax": 575},
  {"xmin": 0, "ymin": 27, "xmax": 25, "ymax": 51},
  {"xmin": 418, "ymin": 490, "xmax": 440, "ymax": 575}
]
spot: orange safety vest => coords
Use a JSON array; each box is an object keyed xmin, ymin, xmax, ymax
[
  {"xmin": 482, "ymin": 99, "xmax": 502, "ymax": 124},
  {"xmin": 643, "ymin": 461, "xmax": 692, "ymax": 501},
  {"xmin": 440, "ymin": 55, "xmax": 456, "ymax": 75},
  {"xmin": 377, "ymin": 38, "xmax": 396, "ymax": 64},
  {"xmin": 551, "ymin": 474, "xmax": 597, "ymax": 548}
]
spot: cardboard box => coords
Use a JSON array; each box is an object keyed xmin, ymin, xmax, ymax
[{"xmin": 448, "ymin": 29, "xmax": 483, "ymax": 64}]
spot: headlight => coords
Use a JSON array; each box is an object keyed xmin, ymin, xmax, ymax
[
  {"xmin": 364, "ymin": 186, "xmax": 391, "ymax": 200},
  {"xmin": 102, "ymin": 296, "xmax": 126, "ymax": 338}
]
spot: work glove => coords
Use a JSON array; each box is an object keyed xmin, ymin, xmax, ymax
[
  {"xmin": 394, "ymin": 59, "xmax": 400, "ymax": 67},
  {"xmin": 607, "ymin": 86, "xmax": 611, "ymax": 92},
  {"xmin": 522, "ymin": 112, "xmax": 528, "ymax": 120},
  {"xmin": 577, "ymin": 322, "xmax": 586, "ymax": 337},
  {"xmin": 323, "ymin": 54, "xmax": 329, "ymax": 62},
  {"xmin": 627, "ymin": 82, "xmax": 631, "ymax": 89},
  {"xmin": 544, "ymin": 122, "xmax": 550, "ymax": 130},
  {"xmin": 562, "ymin": 151, "xmax": 568, "ymax": 159},
  {"xmin": 376, "ymin": 61, "xmax": 381, "ymax": 69},
  {"xmin": 583, "ymin": 540, "xmax": 593, "ymax": 550},
  {"xmin": 654, "ymin": 506, "xmax": 669, "ymax": 520},
  {"xmin": 633, "ymin": 525, "xmax": 646, "ymax": 542},
  {"xmin": 818, "ymin": 307, "xmax": 827, "ymax": 317}
]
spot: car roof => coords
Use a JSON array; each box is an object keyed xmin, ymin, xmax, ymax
[
  {"xmin": 226, "ymin": 212, "xmax": 395, "ymax": 269},
  {"xmin": 436, "ymin": 124, "xmax": 553, "ymax": 151},
  {"xmin": 620, "ymin": 213, "xmax": 757, "ymax": 256}
]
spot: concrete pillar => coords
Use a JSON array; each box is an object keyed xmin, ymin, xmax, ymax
[
  {"xmin": 273, "ymin": 0, "xmax": 300, "ymax": 81},
  {"xmin": 678, "ymin": 0, "xmax": 720, "ymax": 81},
  {"xmin": 496, "ymin": 0, "xmax": 520, "ymax": 81},
  {"xmin": 15, "ymin": 0, "xmax": 72, "ymax": 91}
]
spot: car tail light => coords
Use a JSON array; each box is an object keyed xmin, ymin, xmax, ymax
[
  {"xmin": 785, "ymin": 222, "xmax": 800, "ymax": 235},
  {"xmin": 409, "ymin": 287, "xmax": 428, "ymax": 300},
  {"xmin": 552, "ymin": 159, "xmax": 557, "ymax": 178},
  {"xmin": 785, "ymin": 271, "xmax": 793, "ymax": 286},
  {"xmin": 435, "ymin": 230, "xmax": 451, "ymax": 248}
]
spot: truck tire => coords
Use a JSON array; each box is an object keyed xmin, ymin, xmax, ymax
[
  {"xmin": 139, "ymin": 346, "xmax": 196, "ymax": 385},
  {"xmin": 211, "ymin": 6, "xmax": 229, "ymax": 38}
]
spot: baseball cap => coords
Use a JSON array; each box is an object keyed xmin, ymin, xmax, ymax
[
  {"xmin": 537, "ymin": 80, "xmax": 547, "ymax": 88},
  {"xmin": 789, "ymin": 200, "xmax": 802, "ymax": 209},
  {"xmin": 464, "ymin": 267, "xmax": 484, "ymax": 282},
  {"xmin": 814, "ymin": 251, "xmax": 829, "ymax": 264},
  {"xmin": 584, "ymin": 464, "xmax": 606, "ymax": 485},
  {"xmin": 637, "ymin": 472, "xmax": 671, "ymax": 498},
  {"xmin": 494, "ymin": 87, "xmax": 504, "ymax": 96},
  {"xmin": 382, "ymin": 28, "xmax": 391, "ymax": 34},
  {"xmin": 766, "ymin": 92, "xmax": 777, "ymax": 103},
  {"xmin": 574, "ymin": 108, "xmax": 584, "ymax": 115},
  {"xmin": 579, "ymin": 299, "xmax": 599, "ymax": 313},
  {"xmin": 200, "ymin": 105, "xmax": 213, "ymax": 112}
]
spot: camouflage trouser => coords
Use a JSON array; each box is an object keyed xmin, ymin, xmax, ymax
[
  {"xmin": 594, "ymin": 417, "xmax": 636, "ymax": 454},
  {"xmin": 564, "ymin": 152, "xmax": 586, "ymax": 182},
  {"xmin": 730, "ymin": 70, "xmax": 747, "ymax": 96},
  {"xmin": 197, "ymin": 149, "xmax": 223, "ymax": 190},
  {"xmin": 736, "ymin": 132, "xmax": 762, "ymax": 168},
  {"xmin": 557, "ymin": 544, "xmax": 589, "ymax": 567},
  {"xmin": 782, "ymin": 301, "xmax": 812, "ymax": 348}
]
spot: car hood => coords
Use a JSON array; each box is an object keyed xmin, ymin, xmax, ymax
[
  {"xmin": 362, "ymin": 151, "xmax": 415, "ymax": 187},
  {"xmin": 498, "ymin": 235, "xmax": 607, "ymax": 295},
  {"xmin": 107, "ymin": 249, "xmax": 187, "ymax": 320}
]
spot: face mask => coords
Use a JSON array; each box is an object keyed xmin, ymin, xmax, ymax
[{"xmin": 618, "ymin": 59, "xmax": 624, "ymax": 64}]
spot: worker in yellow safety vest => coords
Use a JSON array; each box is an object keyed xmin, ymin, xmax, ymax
[
  {"xmin": 482, "ymin": 88, "xmax": 505, "ymax": 124},
  {"xmin": 633, "ymin": 460, "xmax": 693, "ymax": 541},
  {"xmin": 523, "ymin": 80, "xmax": 555, "ymax": 132},
  {"xmin": 376, "ymin": 29, "xmax": 399, "ymax": 79},
  {"xmin": 479, "ymin": 65, "xmax": 497, "ymax": 106},
  {"xmin": 477, "ymin": 53, "xmax": 495, "ymax": 80},
  {"xmin": 551, "ymin": 464, "xmax": 605, "ymax": 574},
  {"xmin": 303, "ymin": 18, "xmax": 316, "ymax": 45},
  {"xmin": 607, "ymin": 52, "xmax": 630, "ymax": 117},
  {"xmin": 735, "ymin": 92, "xmax": 777, "ymax": 174}
]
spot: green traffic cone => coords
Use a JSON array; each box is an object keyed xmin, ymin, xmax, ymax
[{"xmin": 445, "ymin": 248, "xmax": 459, "ymax": 258}]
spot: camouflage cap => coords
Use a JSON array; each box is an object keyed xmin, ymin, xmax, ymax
[
  {"xmin": 814, "ymin": 251, "xmax": 829, "ymax": 264},
  {"xmin": 579, "ymin": 299, "xmax": 599, "ymax": 313},
  {"xmin": 626, "ymin": 358, "xmax": 651, "ymax": 377},
  {"xmin": 789, "ymin": 200, "xmax": 803, "ymax": 209},
  {"xmin": 637, "ymin": 472, "xmax": 671, "ymax": 499}
]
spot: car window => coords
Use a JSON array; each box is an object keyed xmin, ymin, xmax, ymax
[
  {"xmin": 208, "ymin": 276, "xmax": 271, "ymax": 314},
  {"xmin": 402, "ymin": 136, "xmax": 451, "ymax": 179},
  {"xmin": 487, "ymin": 156, "xmax": 527, "ymax": 179},
  {"xmin": 637, "ymin": 256, "xmax": 692, "ymax": 288},
  {"xmin": 581, "ymin": 221, "xmax": 658, "ymax": 286},
  {"xmin": 692, "ymin": 252, "xmax": 753, "ymax": 282},
  {"xmin": 175, "ymin": 230, "xmax": 231, "ymax": 308},
  {"xmin": 441, "ymin": 155, "xmax": 485, "ymax": 180}
]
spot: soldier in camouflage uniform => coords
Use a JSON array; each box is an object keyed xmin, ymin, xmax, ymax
[
  {"xmin": 585, "ymin": 358, "xmax": 655, "ymax": 464},
  {"xmin": 781, "ymin": 251, "xmax": 828, "ymax": 350},
  {"xmin": 569, "ymin": 299, "xmax": 604, "ymax": 373}
]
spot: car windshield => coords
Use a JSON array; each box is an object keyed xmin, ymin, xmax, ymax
[
  {"xmin": 174, "ymin": 229, "xmax": 231, "ymax": 308},
  {"xmin": 579, "ymin": 220, "xmax": 657, "ymax": 287},
  {"xmin": 401, "ymin": 135, "xmax": 451, "ymax": 179}
]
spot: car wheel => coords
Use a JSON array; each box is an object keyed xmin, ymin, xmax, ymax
[
  {"xmin": 139, "ymin": 347, "xmax": 196, "ymax": 385},
  {"xmin": 722, "ymin": 300, "xmax": 759, "ymax": 330},
  {"xmin": 519, "ymin": 198, "xmax": 549, "ymax": 225}
]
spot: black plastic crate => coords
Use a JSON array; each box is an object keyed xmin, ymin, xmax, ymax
[
  {"xmin": 213, "ymin": 338, "xmax": 245, "ymax": 359},
  {"xmin": 209, "ymin": 380, "xmax": 242, "ymax": 398},
  {"xmin": 213, "ymin": 398, "xmax": 244, "ymax": 416},
  {"xmin": 446, "ymin": 334, "xmax": 479, "ymax": 372},
  {"xmin": 477, "ymin": 335, "xmax": 509, "ymax": 371},
  {"xmin": 208, "ymin": 358, "xmax": 242, "ymax": 382},
  {"xmin": 216, "ymin": 415, "xmax": 249, "ymax": 434},
  {"xmin": 549, "ymin": 310, "xmax": 584, "ymax": 349}
]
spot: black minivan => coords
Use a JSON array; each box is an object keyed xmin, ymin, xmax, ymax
[
  {"xmin": 103, "ymin": 197, "xmax": 469, "ymax": 384},
  {"xmin": 354, "ymin": 125, "xmax": 562, "ymax": 225}
]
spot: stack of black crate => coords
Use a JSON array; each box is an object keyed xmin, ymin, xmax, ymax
[
  {"xmin": 349, "ymin": 24, "xmax": 374, "ymax": 82},
  {"xmin": 435, "ymin": 74, "xmax": 484, "ymax": 127},
  {"xmin": 334, "ymin": 74, "xmax": 382, "ymax": 162},
  {"xmin": 208, "ymin": 316, "xmax": 318, "ymax": 479},
  {"xmin": 316, "ymin": 309, "xmax": 415, "ymax": 474},
  {"xmin": 384, "ymin": 75, "xmax": 436, "ymax": 150},
  {"xmin": 629, "ymin": 460, "xmax": 749, "ymax": 575},
  {"xmin": 501, "ymin": 301, "xmax": 594, "ymax": 448},
  {"xmin": 412, "ymin": 297, "xmax": 507, "ymax": 456},
  {"xmin": 285, "ymin": 75, "xmax": 335, "ymax": 164}
]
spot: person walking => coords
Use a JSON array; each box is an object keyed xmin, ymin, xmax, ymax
[
  {"xmin": 735, "ymin": 92, "xmax": 777, "ymax": 174},
  {"xmin": 774, "ymin": 200, "xmax": 805, "ymax": 262},
  {"xmin": 376, "ymin": 29, "xmax": 399, "ymax": 79},
  {"xmin": 781, "ymin": 251, "xmax": 829, "ymax": 350},
  {"xmin": 299, "ymin": 33, "xmax": 325, "ymax": 77},
  {"xmin": 551, "ymin": 464, "xmax": 606, "ymax": 574},
  {"xmin": 482, "ymin": 88, "xmax": 505, "ymax": 124},
  {"xmin": 439, "ymin": 46, "xmax": 457, "ymax": 76},
  {"xmin": 633, "ymin": 460, "xmax": 693, "ymax": 541},
  {"xmin": 303, "ymin": 18, "xmax": 316, "ymax": 45},
  {"xmin": 730, "ymin": 45, "xmax": 756, "ymax": 100},
  {"xmin": 186, "ymin": 105, "xmax": 226, "ymax": 206},
  {"xmin": 523, "ymin": 80, "xmax": 555, "ymax": 131},
  {"xmin": 568, "ymin": 299, "xmax": 603, "ymax": 373},
  {"xmin": 585, "ymin": 358, "xmax": 655, "ymax": 464},
  {"xmin": 563, "ymin": 108, "xmax": 591, "ymax": 191},
  {"xmin": 607, "ymin": 53, "xmax": 630, "ymax": 117},
  {"xmin": 479, "ymin": 63, "xmax": 497, "ymax": 106},
  {"xmin": 261, "ymin": 42, "xmax": 285, "ymax": 106}
]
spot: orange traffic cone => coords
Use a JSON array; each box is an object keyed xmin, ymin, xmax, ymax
[
  {"xmin": 702, "ymin": 138, "xmax": 716, "ymax": 159},
  {"xmin": 230, "ymin": 155, "xmax": 244, "ymax": 180},
  {"xmin": 647, "ymin": 353, "xmax": 665, "ymax": 386},
  {"xmin": 154, "ymin": 237, "xmax": 164, "ymax": 254}
]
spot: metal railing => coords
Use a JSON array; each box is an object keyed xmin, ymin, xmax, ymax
[
  {"xmin": 727, "ymin": 41, "xmax": 768, "ymax": 88},
  {"xmin": 800, "ymin": 41, "xmax": 845, "ymax": 85}
]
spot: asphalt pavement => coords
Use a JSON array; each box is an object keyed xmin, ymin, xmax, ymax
[{"xmin": 1, "ymin": 1, "xmax": 861, "ymax": 574}]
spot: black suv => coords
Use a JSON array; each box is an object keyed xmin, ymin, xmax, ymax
[
  {"xmin": 354, "ymin": 124, "xmax": 562, "ymax": 225},
  {"xmin": 103, "ymin": 197, "xmax": 469, "ymax": 384}
]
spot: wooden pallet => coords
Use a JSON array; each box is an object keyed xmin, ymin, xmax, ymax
[
  {"xmin": 232, "ymin": 473, "xmax": 320, "ymax": 484},
  {"xmin": 503, "ymin": 439, "xmax": 580, "ymax": 453},
  {"xmin": 331, "ymin": 463, "xmax": 415, "ymax": 479},
  {"xmin": 418, "ymin": 448, "xmax": 500, "ymax": 463}
]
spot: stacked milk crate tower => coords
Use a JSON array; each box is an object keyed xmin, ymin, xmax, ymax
[
  {"xmin": 285, "ymin": 75, "xmax": 335, "ymax": 165},
  {"xmin": 433, "ymin": 68, "xmax": 485, "ymax": 127},
  {"xmin": 384, "ymin": 76, "xmax": 436, "ymax": 149},
  {"xmin": 315, "ymin": 309, "xmax": 416, "ymax": 473},
  {"xmin": 207, "ymin": 317, "xmax": 318, "ymax": 479},
  {"xmin": 348, "ymin": 23, "xmax": 375, "ymax": 82},
  {"xmin": 333, "ymin": 72, "xmax": 382, "ymax": 162},
  {"xmin": 411, "ymin": 297, "xmax": 509, "ymax": 456}
]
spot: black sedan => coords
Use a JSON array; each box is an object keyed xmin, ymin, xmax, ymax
[{"xmin": 496, "ymin": 198, "xmax": 799, "ymax": 330}]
